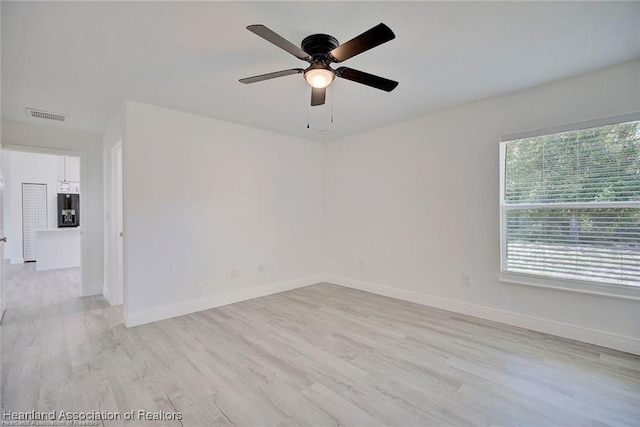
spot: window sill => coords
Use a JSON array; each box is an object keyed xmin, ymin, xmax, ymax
[{"xmin": 499, "ymin": 272, "xmax": 640, "ymax": 301}]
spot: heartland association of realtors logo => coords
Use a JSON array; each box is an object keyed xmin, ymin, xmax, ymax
[{"xmin": 2, "ymin": 410, "xmax": 182, "ymax": 425}]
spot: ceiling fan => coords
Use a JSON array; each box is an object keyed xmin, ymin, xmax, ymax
[{"xmin": 239, "ymin": 23, "xmax": 398, "ymax": 106}]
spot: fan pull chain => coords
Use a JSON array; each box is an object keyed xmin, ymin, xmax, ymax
[
  {"xmin": 306, "ymin": 86, "xmax": 311, "ymax": 129},
  {"xmin": 330, "ymin": 86, "xmax": 334, "ymax": 124}
]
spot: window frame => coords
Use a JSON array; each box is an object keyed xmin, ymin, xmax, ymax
[{"xmin": 499, "ymin": 112, "xmax": 640, "ymax": 301}]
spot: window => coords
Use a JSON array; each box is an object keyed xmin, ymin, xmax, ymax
[{"xmin": 500, "ymin": 115, "xmax": 640, "ymax": 298}]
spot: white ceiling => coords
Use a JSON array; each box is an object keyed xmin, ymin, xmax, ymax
[{"xmin": 2, "ymin": 1, "xmax": 639, "ymax": 142}]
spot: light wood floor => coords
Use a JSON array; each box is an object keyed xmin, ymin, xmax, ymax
[{"xmin": 2, "ymin": 263, "xmax": 639, "ymax": 426}]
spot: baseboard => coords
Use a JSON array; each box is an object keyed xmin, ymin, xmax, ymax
[
  {"xmin": 323, "ymin": 275, "xmax": 640, "ymax": 355},
  {"xmin": 82, "ymin": 285, "xmax": 104, "ymax": 297},
  {"xmin": 10, "ymin": 258, "xmax": 24, "ymax": 265},
  {"xmin": 103, "ymin": 285, "xmax": 113, "ymax": 305},
  {"xmin": 125, "ymin": 275, "xmax": 324, "ymax": 328}
]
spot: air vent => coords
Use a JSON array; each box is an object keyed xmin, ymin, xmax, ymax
[{"xmin": 25, "ymin": 108, "xmax": 68, "ymax": 122}]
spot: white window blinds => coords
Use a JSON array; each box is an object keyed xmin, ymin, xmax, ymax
[{"xmin": 500, "ymin": 119, "xmax": 640, "ymax": 287}]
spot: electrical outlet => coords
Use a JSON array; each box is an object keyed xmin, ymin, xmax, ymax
[
  {"xmin": 359, "ymin": 260, "xmax": 364, "ymax": 270},
  {"xmin": 258, "ymin": 264, "xmax": 264, "ymax": 273},
  {"xmin": 462, "ymin": 274, "xmax": 471, "ymax": 287},
  {"xmin": 231, "ymin": 268, "xmax": 238, "ymax": 278}
]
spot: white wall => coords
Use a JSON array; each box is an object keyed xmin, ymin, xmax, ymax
[
  {"xmin": 122, "ymin": 101, "xmax": 324, "ymax": 325},
  {"xmin": 3, "ymin": 150, "xmax": 58, "ymax": 262},
  {"xmin": 324, "ymin": 60, "xmax": 640, "ymax": 352},
  {"xmin": 1, "ymin": 121, "xmax": 104, "ymax": 296}
]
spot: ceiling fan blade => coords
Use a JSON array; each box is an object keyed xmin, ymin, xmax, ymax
[
  {"xmin": 336, "ymin": 67, "xmax": 398, "ymax": 92},
  {"xmin": 311, "ymin": 87, "xmax": 326, "ymax": 106},
  {"xmin": 239, "ymin": 68, "xmax": 304, "ymax": 84},
  {"xmin": 335, "ymin": 67, "xmax": 398, "ymax": 92},
  {"xmin": 247, "ymin": 25, "xmax": 311, "ymax": 62},
  {"xmin": 329, "ymin": 23, "xmax": 395, "ymax": 63}
]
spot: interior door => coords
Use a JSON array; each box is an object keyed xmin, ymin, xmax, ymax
[
  {"xmin": 22, "ymin": 183, "xmax": 47, "ymax": 262},
  {"xmin": 0, "ymin": 143, "xmax": 5, "ymax": 321}
]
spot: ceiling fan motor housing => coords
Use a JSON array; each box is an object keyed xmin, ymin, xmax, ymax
[{"xmin": 301, "ymin": 34, "xmax": 339, "ymax": 62}]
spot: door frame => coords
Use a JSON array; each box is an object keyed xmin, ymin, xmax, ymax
[
  {"xmin": 0, "ymin": 148, "xmax": 5, "ymax": 321},
  {"xmin": 105, "ymin": 141, "xmax": 124, "ymax": 305},
  {"xmin": 3, "ymin": 145, "xmax": 89, "ymax": 296}
]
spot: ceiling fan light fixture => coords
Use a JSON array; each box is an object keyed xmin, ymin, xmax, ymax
[{"xmin": 304, "ymin": 66, "xmax": 335, "ymax": 89}]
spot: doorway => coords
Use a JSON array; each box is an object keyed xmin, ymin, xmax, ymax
[{"xmin": 2, "ymin": 150, "xmax": 83, "ymax": 297}]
